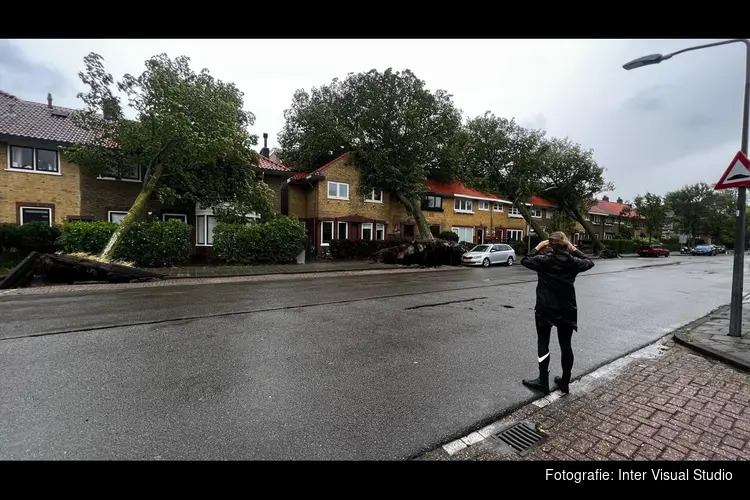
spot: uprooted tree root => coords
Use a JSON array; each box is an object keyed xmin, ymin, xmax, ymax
[{"xmin": 368, "ymin": 239, "xmax": 472, "ymax": 267}]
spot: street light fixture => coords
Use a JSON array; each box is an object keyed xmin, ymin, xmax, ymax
[{"xmin": 623, "ymin": 38, "xmax": 750, "ymax": 338}]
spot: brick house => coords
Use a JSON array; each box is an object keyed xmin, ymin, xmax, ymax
[
  {"xmin": 0, "ymin": 90, "xmax": 293, "ymax": 261},
  {"xmin": 285, "ymin": 152, "xmax": 534, "ymax": 255},
  {"xmin": 583, "ymin": 197, "xmax": 644, "ymax": 240}
]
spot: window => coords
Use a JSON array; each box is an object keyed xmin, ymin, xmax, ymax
[
  {"xmin": 365, "ymin": 189, "xmax": 383, "ymax": 203},
  {"xmin": 507, "ymin": 229, "xmax": 523, "ymax": 241},
  {"xmin": 108, "ymin": 211, "xmax": 128, "ymax": 224},
  {"xmin": 99, "ymin": 164, "xmax": 141, "ymax": 182},
  {"xmin": 376, "ymin": 223, "xmax": 385, "ymax": 240},
  {"xmin": 478, "ymin": 201, "xmax": 490, "ymax": 211},
  {"xmin": 604, "ymin": 217, "xmax": 613, "ymax": 226},
  {"xmin": 500, "ymin": 244, "xmax": 512, "ymax": 251},
  {"xmin": 531, "ymin": 209, "xmax": 542, "ymax": 218},
  {"xmin": 337, "ymin": 221, "xmax": 348, "ymax": 240},
  {"xmin": 321, "ymin": 221, "xmax": 334, "ymax": 245},
  {"xmin": 19, "ymin": 206, "xmax": 52, "ymax": 225},
  {"xmin": 604, "ymin": 232, "xmax": 615, "ymax": 240},
  {"xmin": 362, "ymin": 223, "xmax": 373, "ymax": 240},
  {"xmin": 196, "ymin": 214, "xmax": 217, "ymax": 245},
  {"xmin": 546, "ymin": 209, "xmax": 552, "ymax": 219},
  {"xmin": 493, "ymin": 203, "xmax": 504, "ymax": 212},
  {"xmin": 8, "ymin": 145, "xmax": 59, "ymax": 174},
  {"xmin": 163, "ymin": 213, "xmax": 187, "ymax": 223},
  {"xmin": 454, "ymin": 198, "xmax": 473, "ymax": 213},
  {"xmin": 430, "ymin": 225, "xmax": 441, "ymax": 238},
  {"xmin": 508, "ymin": 206, "xmax": 522, "ymax": 217},
  {"xmin": 422, "ymin": 195, "xmax": 443, "ymax": 210},
  {"xmin": 591, "ymin": 215, "xmax": 602, "ymax": 224},
  {"xmin": 328, "ymin": 181, "xmax": 349, "ymax": 200},
  {"xmin": 451, "ymin": 226, "xmax": 474, "ymax": 243}
]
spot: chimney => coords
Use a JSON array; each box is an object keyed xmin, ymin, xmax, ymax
[
  {"xmin": 616, "ymin": 197, "xmax": 623, "ymax": 204},
  {"xmin": 47, "ymin": 93, "xmax": 53, "ymax": 108},
  {"xmin": 602, "ymin": 195, "xmax": 609, "ymax": 202},
  {"xmin": 260, "ymin": 132, "xmax": 270, "ymax": 158}
]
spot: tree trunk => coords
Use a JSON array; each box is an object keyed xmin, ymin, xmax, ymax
[
  {"xmin": 558, "ymin": 201, "xmax": 606, "ymax": 254},
  {"xmin": 100, "ymin": 163, "xmax": 166, "ymax": 261},
  {"xmin": 395, "ymin": 192, "xmax": 434, "ymax": 240},
  {"xmin": 512, "ymin": 199, "xmax": 548, "ymax": 240}
]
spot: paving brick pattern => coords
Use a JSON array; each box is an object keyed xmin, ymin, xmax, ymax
[
  {"xmin": 675, "ymin": 305, "xmax": 750, "ymax": 368},
  {"xmin": 417, "ymin": 340, "xmax": 750, "ymax": 461}
]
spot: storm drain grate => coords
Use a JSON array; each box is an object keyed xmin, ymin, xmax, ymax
[{"xmin": 488, "ymin": 421, "xmax": 547, "ymax": 456}]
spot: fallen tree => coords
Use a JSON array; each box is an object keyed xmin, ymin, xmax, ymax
[
  {"xmin": 368, "ymin": 239, "xmax": 472, "ymax": 267},
  {"xmin": 0, "ymin": 252, "xmax": 164, "ymax": 289}
]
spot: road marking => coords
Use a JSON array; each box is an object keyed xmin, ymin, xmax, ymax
[{"xmin": 442, "ymin": 439, "xmax": 468, "ymax": 455}]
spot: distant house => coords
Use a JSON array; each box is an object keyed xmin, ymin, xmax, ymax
[{"xmin": 0, "ymin": 90, "xmax": 292, "ymax": 261}]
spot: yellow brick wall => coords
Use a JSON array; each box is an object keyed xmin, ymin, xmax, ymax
[
  {"xmin": 288, "ymin": 183, "xmax": 308, "ymax": 219},
  {"xmin": 0, "ymin": 140, "xmax": 81, "ymax": 224},
  {"xmin": 315, "ymin": 155, "xmax": 393, "ymax": 222},
  {"xmin": 262, "ymin": 175, "xmax": 285, "ymax": 214}
]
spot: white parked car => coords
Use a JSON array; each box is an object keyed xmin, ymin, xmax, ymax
[{"xmin": 461, "ymin": 243, "xmax": 516, "ymax": 267}]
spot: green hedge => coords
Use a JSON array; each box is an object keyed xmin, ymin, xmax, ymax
[
  {"xmin": 602, "ymin": 239, "xmax": 637, "ymax": 254},
  {"xmin": 212, "ymin": 215, "xmax": 307, "ymax": 264},
  {"xmin": 0, "ymin": 222, "xmax": 62, "ymax": 257},
  {"xmin": 439, "ymin": 231, "xmax": 458, "ymax": 242},
  {"xmin": 59, "ymin": 220, "xmax": 192, "ymax": 267}
]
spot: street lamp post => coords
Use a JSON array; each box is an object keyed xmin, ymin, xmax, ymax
[{"xmin": 623, "ymin": 39, "xmax": 750, "ymax": 338}]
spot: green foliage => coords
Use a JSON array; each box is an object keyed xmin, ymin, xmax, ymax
[
  {"xmin": 632, "ymin": 192, "xmax": 667, "ymax": 240},
  {"xmin": 59, "ymin": 221, "xmax": 191, "ymax": 267},
  {"xmin": 117, "ymin": 220, "xmax": 192, "ymax": 267},
  {"xmin": 277, "ymin": 68, "xmax": 464, "ymax": 236},
  {"xmin": 59, "ymin": 221, "xmax": 116, "ymax": 254},
  {"xmin": 0, "ymin": 222, "xmax": 61, "ymax": 256},
  {"xmin": 439, "ymin": 231, "xmax": 459, "ymax": 242},
  {"xmin": 617, "ymin": 224, "xmax": 634, "ymax": 240},
  {"xmin": 461, "ymin": 112, "xmax": 547, "ymax": 203},
  {"xmin": 212, "ymin": 216, "xmax": 307, "ymax": 264},
  {"xmin": 664, "ymin": 183, "xmax": 715, "ymax": 243},
  {"xmin": 602, "ymin": 239, "xmax": 637, "ymax": 254},
  {"xmin": 549, "ymin": 209, "xmax": 577, "ymax": 235},
  {"xmin": 65, "ymin": 52, "xmax": 274, "ymax": 223}
]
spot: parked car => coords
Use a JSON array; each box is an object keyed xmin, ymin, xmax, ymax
[
  {"xmin": 715, "ymin": 244, "xmax": 727, "ymax": 254},
  {"xmin": 691, "ymin": 244, "xmax": 716, "ymax": 256},
  {"xmin": 462, "ymin": 243, "xmax": 516, "ymax": 267},
  {"xmin": 637, "ymin": 244, "xmax": 670, "ymax": 257}
]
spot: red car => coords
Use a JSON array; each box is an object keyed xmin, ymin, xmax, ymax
[{"xmin": 637, "ymin": 244, "xmax": 670, "ymax": 257}]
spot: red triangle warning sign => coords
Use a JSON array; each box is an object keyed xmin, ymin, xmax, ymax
[{"xmin": 715, "ymin": 151, "xmax": 750, "ymax": 190}]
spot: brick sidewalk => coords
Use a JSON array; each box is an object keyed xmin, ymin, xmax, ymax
[{"xmin": 416, "ymin": 339, "xmax": 750, "ymax": 461}]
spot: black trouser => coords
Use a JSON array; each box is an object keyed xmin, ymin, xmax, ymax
[{"xmin": 535, "ymin": 315, "xmax": 574, "ymax": 376}]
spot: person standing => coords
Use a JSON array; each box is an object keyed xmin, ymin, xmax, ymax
[{"xmin": 520, "ymin": 231, "xmax": 595, "ymax": 395}]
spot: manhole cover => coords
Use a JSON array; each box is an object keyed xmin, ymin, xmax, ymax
[{"xmin": 488, "ymin": 421, "xmax": 547, "ymax": 456}]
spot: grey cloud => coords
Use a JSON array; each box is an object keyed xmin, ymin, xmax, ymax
[{"xmin": 0, "ymin": 40, "xmax": 71, "ymax": 101}]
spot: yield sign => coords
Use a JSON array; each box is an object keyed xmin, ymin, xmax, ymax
[{"xmin": 715, "ymin": 150, "xmax": 750, "ymax": 190}]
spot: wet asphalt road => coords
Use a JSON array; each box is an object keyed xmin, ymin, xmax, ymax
[{"xmin": 0, "ymin": 254, "xmax": 744, "ymax": 460}]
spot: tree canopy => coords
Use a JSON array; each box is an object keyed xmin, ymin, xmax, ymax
[
  {"xmin": 277, "ymin": 68, "xmax": 464, "ymax": 238},
  {"xmin": 66, "ymin": 52, "xmax": 274, "ymax": 258},
  {"xmin": 631, "ymin": 192, "xmax": 667, "ymax": 241}
]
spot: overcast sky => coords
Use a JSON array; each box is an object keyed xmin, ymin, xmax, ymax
[{"xmin": 1, "ymin": 38, "xmax": 746, "ymax": 202}]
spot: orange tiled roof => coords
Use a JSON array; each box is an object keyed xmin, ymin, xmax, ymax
[{"xmin": 424, "ymin": 179, "xmax": 513, "ymax": 203}]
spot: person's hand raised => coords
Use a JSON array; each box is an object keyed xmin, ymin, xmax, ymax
[
  {"xmin": 567, "ymin": 242, "xmax": 577, "ymax": 252},
  {"xmin": 535, "ymin": 240, "xmax": 549, "ymax": 251}
]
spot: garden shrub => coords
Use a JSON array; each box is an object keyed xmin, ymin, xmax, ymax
[
  {"xmin": 0, "ymin": 222, "xmax": 62, "ymax": 261},
  {"xmin": 212, "ymin": 215, "xmax": 307, "ymax": 264},
  {"xmin": 603, "ymin": 239, "xmax": 637, "ymax": 254},
  {"xmin": 439, "ymin": 231, "xmax": 458, "ymax": 242},
  {"xmin": 59, "ymin": 220, "xmax": 192, "ymax": 267}
]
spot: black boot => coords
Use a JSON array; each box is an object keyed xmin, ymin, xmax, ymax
[
  {"xmin": 554, "ymin": 373, "xmax": 571, "ymax": 394},
  {"xmin": 522, "ymin": 370, "xmax": 550, "ymax": 395}
]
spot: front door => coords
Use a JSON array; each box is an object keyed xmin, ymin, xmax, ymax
[
  {"xmin": 403, "ymin": 224, "xmax": 415, "ymax": 239},
  {"xmin": 477, "ymin": 228, "xmax": 484, "ymax": 244}
]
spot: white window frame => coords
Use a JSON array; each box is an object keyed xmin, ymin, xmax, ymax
[
  {"xmin": 337, "ymin": 221, "xmax": 348, "ymax": 240},
  {"xmin": 492, "ymin": 203, "xmax": 504, "ymax": 212},
  {"xmin": 530, "ymin": 208, "xmax": 542, "ymax": 218},
  {"xmin": 364, "ymin": 189, "xmax": 383, "ymax": 203},
  {"xmin": 591, "ymin": 215, "xmax": 602, "ymax": 224},
  {"xmin": 195, "ymin": 204, "xmax": 258, "ymax": 247},
  {"xmin": 604, "ymin": 232, "xmax": 615, "ymax": 240},
  {"xmin": 98, "ymin": 164, "xmax": 142, "ymax": 183},
  {"xmin": 376, "ymin": 223, "xmax": 385, "ymax": 241},
  {"xmin": 7, "ymin": 144, "xmax": 61, "ymax": 175},
  {"xmin": 162, "ymin": 213, "xmax": 188, "ymax": 223},
  {"xmin": 19, "ymin": 206, "xmax": 52, "ymax": 225},
  {"xmin": 546, "ymin": 209, "xmax": 553, "ymax": 219},
  {"xmin": 321, "ymin": 220, "xmax": 334, "ymax": 246},
  {"xmin": 362, "ymin": 222, "xmax": 374, "ymax": 241},
  {"xmin": 507, "ymin": 229, "xmax": 523, "ymax": 241},
  {"xmin": 327, "ymin": 181, "xmax": 349, "ymax": 200},
  {"xmin": 451, "ymin": 226, "xmax": 474, "ymax": 243},
  {"xmin": 454, "ymin": 198, "xmax": 474, "ymax": 214},
  {"xmin": 108, "ymin": 211, "xmax": 129, "ymax": 224},
  {"xmin": 478, "ymin": 201, "xmax": 490, "ymax": 211},
  {"xmin": 508, "ymin": 206, "xmax": 523, "ymax": 218},
  {"xmin": 424, "ymin": 195, "xmax": 443, "ymax": 209}
]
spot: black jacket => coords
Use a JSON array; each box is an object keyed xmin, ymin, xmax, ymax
[{"xmin": 520, "ymin": 247, "xmax": 595, "ymax": 331}]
